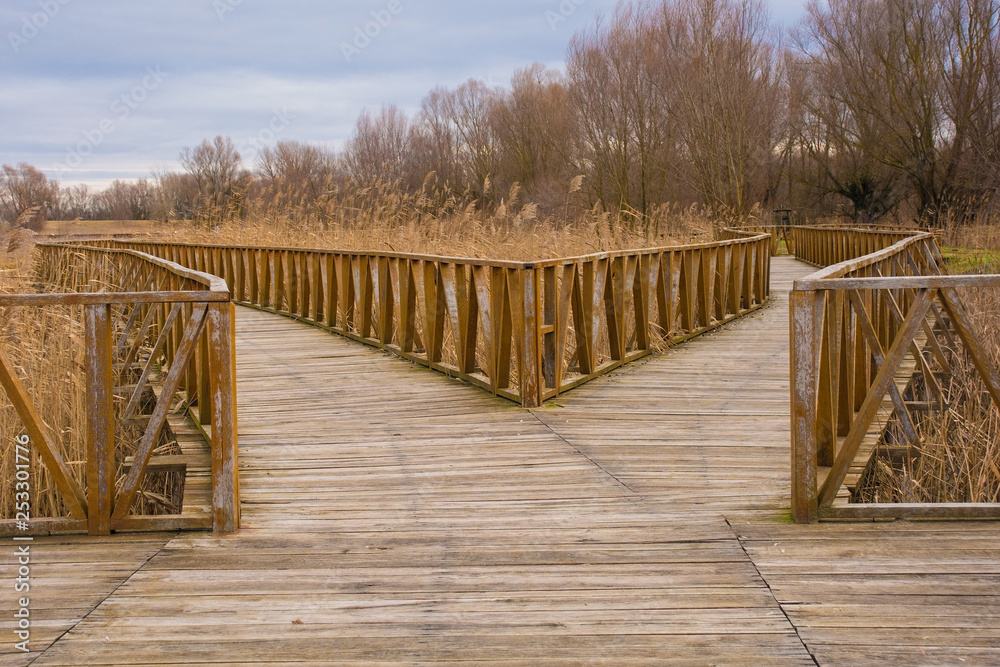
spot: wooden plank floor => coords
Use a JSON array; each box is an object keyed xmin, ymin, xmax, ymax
[
  {"xmin": 531, "ymin": 257, "xmax": 1000, "ymax": 665},
  {"xmin": 3, "ymin": 256, "xmax": 998, "ymax": 665},
  {"xmin": 0, "ymin": 534, "xmax": 174, "ymax": 667}
]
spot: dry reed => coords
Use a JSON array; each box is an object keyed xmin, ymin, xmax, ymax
[
  {"xmin": 0, "ymin": 235, "xmax": 87, "ymax": 519},
  {"xmin": 0, "ymin": 233, "xmax": 184, "ymax": 520},
  {"xmin": 855, "ymin": 248, "xmax": 1000, "ymax": 504},
  {"xmin": 943, "ymin": 219, "xmax": 1000, "ymax": 251},
  {"xmin": 153, "ymin": 177, "xmax": 717, "ymax": 259}
]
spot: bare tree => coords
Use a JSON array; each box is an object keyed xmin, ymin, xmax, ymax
[
  {"xmin": 408, "ymin": 79, "xmax": 509, "ymax": 206},
  {"xmin": 55, "ymin": 184, "xmax": 93, "ymax": 220},
  {"xmin": 409, "ymin": 87, "xmax": 464, "ymax": 193},
  {"xmin": 569, "ymin": 7, "xmax": 658, "ymax": 214},
  {"xmin": 0, "ymin": 163, "xmax": 58, "ymax": 229},
  {"xmin": 179, "ymin": 136, "xmax": 243, "ymax": 212},
  {"xmin": 785, "ymin": 50, "xmax": 904, "ymax": 221},
  {"xmin": 444, "ymin": 80, "xmax": 501, "ymax": 205},
  {"xmin": 343, "ymin": 105, "xmax": 412, "ymax": 186},
  {"xmin": 92, "ymin": 179, "xmax": 155, "ymax": 220},
  {"xmin": 491, "ymin": 64, "xmax": 577, "ymax": 209},
  {"xmin": 799, "ymin": 0, "xmax": 1000, "ymax": 224},
  {"xmin": 941, "ymin": 0, "xmax": 1000, "ymax": 215},
  {"xmin": 151, "ymin": 167, "xmax": 199, "ymax": 222},
  {"xmin": 256, "ymin": 140, "xmax": 337, "ymax": 204},
  {"xmin": 666, "ymin": 0, "xmax": 781, "ymax": 220}
]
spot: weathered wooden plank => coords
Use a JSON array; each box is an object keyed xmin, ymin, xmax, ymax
[
  {"xmin": 789, "ymin": 290, "xmax": 822, "ymax": 524},
  {"xmin": 85, "ymin": 304, "xmax": 115, "ymax": 536},
  {"xmin": 821, "ymin": 503, "xmax": 1000, "ymax": 520},
  {"xmin": 208, "ymin": 301, "xmax": 240, "ymax": 533}
]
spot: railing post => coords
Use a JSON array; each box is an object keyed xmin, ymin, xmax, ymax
[
  {"xmin": 198, "ymin": 329, "xmax": 213, "ymax": 428},
  {"xmin": 262, "ymin": 250, "xmax": 274, "ymax": 309},
  {"xmin": 303, "ymin": 253, "xmax": 315, "ymax": 322},
  {"xmin": 248, "ymin": 249, "xmax": 259, "ymax": 304},
  {"xmin": 541, "ymin": 265, "xmax": 557, "ymax": 390},
  {"xmin": 520, "ymin": 268, "xmax": 541, "ymax": 408},
  {"xmin": 763, "ymin": 237, "xmax": 772, "ymax": 299},
  {"xmin": 85, "ymin": 304, "xmax": 115, "ymax": 535},
  {"xmin": 790, "ymin": 288, "xmax": 821, "ymax": 523},
  {"xmin": 207, "ymin": 301, "xmax": 240, "ymax": 532},
  {"xmin": 816, "ymin": 292, "xmax": 836, "ymax": 466}
]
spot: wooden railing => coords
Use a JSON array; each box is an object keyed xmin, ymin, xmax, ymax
[
  {"xmin": 794, "ymin": 226, "xmax": 925, "ymax": 267},
  {"xmin": 0, "ymin": 244, "xmax": 239, "ymax": 535},
  {"xmin": 719, "ymin": 225, "xmax": 795, "ymax": 256},
  {"xmin": 88, "ymin": 235, "xmax": 772, "ymax": 407},
  {"xmin": 723, "ymin": 223, "xmax": 936, "ymax": 259},
  {"xmin": 789, "ymin": 228, "xmax": 1000, "ymax": 522}
]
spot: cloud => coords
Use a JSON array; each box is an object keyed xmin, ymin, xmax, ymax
[{"xmin": 0, "ymin": 0, "xmax": 802, "ymax": 188}]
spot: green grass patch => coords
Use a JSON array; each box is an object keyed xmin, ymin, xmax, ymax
[{"xmin": 940, "ymin": 246, "xmax": 1000, "ymax": 275}]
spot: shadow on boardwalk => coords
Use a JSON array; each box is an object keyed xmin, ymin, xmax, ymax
[{"xmin": 5, "ymin": 257, "xmax": 999, "ymax": 665}]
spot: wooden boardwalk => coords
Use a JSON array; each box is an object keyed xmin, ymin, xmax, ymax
[{"xmin": 4, "ymin": 257, "xmax": 999, "ymax": 665}]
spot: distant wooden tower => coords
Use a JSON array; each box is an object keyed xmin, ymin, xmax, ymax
[{"xmin": 773, "ymin": 205, "xmax": 794, "ymax": 254}]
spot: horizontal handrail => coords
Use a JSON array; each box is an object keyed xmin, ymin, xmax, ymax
[
  {"xmin": 796, "ymin": 274, "xmax": 1000, "ymax": 291},
  {"xmin": 0, "ymin": 243, "xmax": 239, "ymax": 535},
  {"xmin": 77, "ymin": 235, "xmax": 767, "ymax": 269},
  {"xmin": 82, "ymin": 234, "xmax": 772, "ymax": 407},
  {"xmin": 788, "ymin": 227, "xmax": 1000, "ymax": 522},
  {"xmin": 793, "ymin": 226, "xmax": 928, "ymax": 268},
  {"xmin": 0, "ymin": 291, "xmax": 227, "ymax": 306},
  {"xmin": 718, "ymin": 225, "xmax": 795, "ymax": 255}
]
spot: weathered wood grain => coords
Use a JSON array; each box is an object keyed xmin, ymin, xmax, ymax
[
  {"xmin": 5, "ymin": 256, "xmax": 999, "ymax": 665},
  {"xmin": 93, "ymin": 235, "xmax": 772, "ymax": 407},
  {"xmin": 1, "ymin": 244, "xmax": 238, "ymax": 536},
  {"xmin": 789, "ymin": 227, "xmax": 1000, "ymax": 522}
]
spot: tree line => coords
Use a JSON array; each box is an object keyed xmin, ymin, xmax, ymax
[{"xmin": 4, "ymin": 0, "xmax": 999, "ymax": 230}]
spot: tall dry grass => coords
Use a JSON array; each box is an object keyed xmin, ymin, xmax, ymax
[
  {"xmin": 0, "ymin": 233, "xmax": 87, "ymax": 519},
  {"xmin": 159, "ymin": 177, "xmax": 718, "ymax": 259},
  {"xmin": 856, "ymin": 241, "xmax": 1000, "ymax": 504},
  {"xmin": 0, "ymin": 231, "xmax": 184, "ymax": 520},
  {"xmin": 943, "ymin": 219, "xmax": 1000, "ymax": 251}
]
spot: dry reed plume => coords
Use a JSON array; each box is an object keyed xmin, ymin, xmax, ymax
[{"xmin": 153, "ymin": 176, "xmax": 717, "ymax": 259}]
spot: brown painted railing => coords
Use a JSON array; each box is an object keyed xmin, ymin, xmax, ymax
[
  {"xmin": 789, "ymin": 228, "xmax": 1000, "ymax": 522},
  {"xmin": 719, "ymin": 225, "xmax": 795, "ymax": 256},
  {"xmin": 89, "ymin": 235, "xmax": 772, "ymax": 407},
  {"xmin": 794, "ymin": 226, "xmax": 924, "ymax": 267},
  {"xmin": 0, "ymin": 244, "xmax": 239, "ymax": 535},
  {"xmin": 723, "ymin": 223, "xmax": 937, "ymax": 259}
]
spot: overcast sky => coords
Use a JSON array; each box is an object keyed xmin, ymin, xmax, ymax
[{"xmin": 0, "ymin": 0, "xmax": 809, "ymax": 189}]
